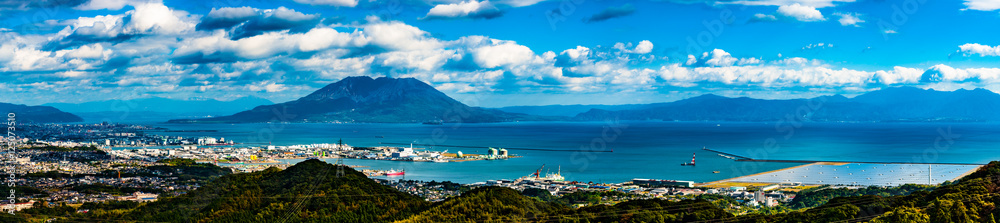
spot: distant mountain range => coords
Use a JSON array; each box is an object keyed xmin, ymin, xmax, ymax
[
  {"xmin": 170, "ymin": 76, "xmax": 553, "ymax": 123},
  {"xmin": 496, "ymin": 104, "xmax": 660, "ymax": 117},
  {"xmin": 0, "ymin": 103, "xmax": 82, "ymax": 123},
  {"xmin": 23, "ymin": 82, "xmax": 1000, "ymax": 124},
  {"xmin": 44, "ymin": 97, "xmax": 274, "ymax": 122},
  {"xmin": 574, "ymin": 87, "xmax": 1000, "ymax": 122}
]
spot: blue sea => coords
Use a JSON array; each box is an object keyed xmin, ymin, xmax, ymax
[{"xmin": 141, "ymin": 121, "xmax": 1000, "ymax": 184}]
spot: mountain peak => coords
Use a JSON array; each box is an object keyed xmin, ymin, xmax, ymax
[
  {"xmin": 301, "ymin": 76, "xmax": 445, "ymax": 104},
  {"xmin": 173, "ymin": 76, "xmax": 541, "ymax": 123}
]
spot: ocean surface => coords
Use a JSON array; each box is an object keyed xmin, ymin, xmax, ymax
[{"xmin": 135, "ymin": 121, "xmax": 1000, "ymax": 184}]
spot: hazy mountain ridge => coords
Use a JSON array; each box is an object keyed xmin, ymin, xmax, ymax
[
  {"xmin": 0, "ymin": 103, "xmax": 82, "ymax": 123},
  {"xmin": 496, "ymin": 104, "xmax": 664, "ymax": 117},
  {"xmin": 170, "ymin": 76, "xmax": 556, "ymax": 123},
  {"xmin": 574, "ymin": 87, "xmax": 1000, "ymax": 122},
  {"xmin": 44, "ymin": 96, "xmax": 274, "ymax": 114}
]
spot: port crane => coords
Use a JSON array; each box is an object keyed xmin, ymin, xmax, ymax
[{"xmin": 531, "ymin": 164, "xmax": 546, "ymax": 179}]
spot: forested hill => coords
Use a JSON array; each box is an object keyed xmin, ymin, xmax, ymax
[
  {"xmin": 93, "ymin": 159, "xmax": 430, "ymax": 222},
  {"xmin": 10, "ymin": 159, "xmax": 1000, "ymax": 222}
]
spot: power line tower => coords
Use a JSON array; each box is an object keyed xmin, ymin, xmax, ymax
[{"xmin": 336, "ymin": 138, "xmax": 345, "ymax": 177}]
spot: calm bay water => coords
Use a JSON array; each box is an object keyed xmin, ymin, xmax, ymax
[{"xmin": 143, "ymin": 121, "xmax": 1000, "ymax": 184}]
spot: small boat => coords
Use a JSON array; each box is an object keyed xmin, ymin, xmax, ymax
[
  {"xmin": 385, "ymin": 169, "xmax": 405, "ymax": 176},
  {"xmin": 422, "ymin": 121, "xmax": 443, "ymax": 125},
  {"xmin": 712, "ymin": 171, "xmax": 721, "ymax": 173}
]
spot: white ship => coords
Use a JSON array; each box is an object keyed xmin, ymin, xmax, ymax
[{"xmin": 519, "ymin": 164, "xmax": 564, "ymax": 181}]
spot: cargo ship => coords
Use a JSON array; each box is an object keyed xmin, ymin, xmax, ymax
[{"xmin": 519, "ymin": 164, "xmax": 564, "ymax": 181}]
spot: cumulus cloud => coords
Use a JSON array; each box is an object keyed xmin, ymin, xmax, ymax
[
  {"xmin": 75, "ymin": 0, "xmax": 141, "ymax": 10},
  {"xmin": 196, "ymin": 7, "xmax": 259, "ymax": 30},
  {"xmin": 228, "ymin": 7, "xmax": 320, "ymax": 39},
  {"xmin": 872, "ymin": 66, "xmax": 923, "ymax": 85},
  {"xmin": 963, "ymin": 0, "xmax": 1000, "ymax": 11},
  {"xmin": 834, "ymin": 12, "xmax": 864, "ymax": 26},
  {"xmin": 658, "ymin": 63, "xmax": 919, "ymax": 87},
  {"xmin": 613, "ymin": 40, "xmax": 653, "ymax": 54},
  {"xmin": 292, "ymin": 0, "xmax": 358, "ymax": 7},
  {"xmin": 56, "ymin": 43, "xmax": 109, "ymax": 59},
  {"xmin": 471, "ymin": 39, "xmax": 537, "ymax": 68},
  {"xmin": 124, "ymin": 3, "xmax": 195, "ymax": 35},
  {"xmin": 6, "ymin": 0, "xmax": 1000, "ymax": 106},
  {"xmin": 554, "ymin": 46, "xmax": 591, "ymax": 67},
  {"xmin": 423, "ymin": 0, "xmax": 504, "ymax": 20},
  {"xmin": 777, "ymin": 4, "xmax": 825, "ymax": 22},
  {"xmin": 172, "ymin": 28, "xmax": 368, "ymax": 63},
  {"xmin": 725, "ymin": 0, "xmax": 854, "ymax": 8},
  {"xmin": 584, "ymin": 4, "xmax": 636, "ymax": 23},
  {"xmin": 958, "ymin": 43, "xmax": 1000, "ymax": 57},
  {"xmin": 689, "ymin": 49, "xmax": 760, "ymax": 67},
  {"xmin": 921, "ymin": 64, "xmax": 1000, "ymax": 83},
  {"xmin": 364, "ymin": 21, "xmax": 442, "ymax": 51}
]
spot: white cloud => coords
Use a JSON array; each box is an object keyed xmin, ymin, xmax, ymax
[
  {"xmin": 69, "ymin": 14, "xmax": 125, "ymax": 38},
  {"xmin": 4, "ymin": 47, "xmax": 60, "ymax": 71},
  {"xmin": 174, "ymin": 27, "xmax": 368, "ymax": 61},
  {"xmin": 834, "ymin": 12, "xmax": 864, "ymax": 26},
  {"xmin": 660, "ymin": 64, "xmax": 874, "ymax": 87},
  {"xmin": 700, "ymin": 49, "xmax": 760, "ymax": 67},
  {"xmin": 206, "ymin": 6, "xmax": 259, "ymax": 20},
  {"xmin": 613, "ymin": 40, "xmax": 654, "ymax": 54},
  {"xmin": 247, "ymin": 81, "xmax": 288, "ymax": 92},
  {"xmin": 292, "ymin": 0, "xmax": 359, "ymax": 7},
  {"xmin": 75, "ymin": 0, "xmax": 152, "ymax": 10},
  {"xmin": 268, "ymin": 7, "xmax": 319, "ymax": 22},
  {"xmin": 472, "ymin": 39, "xmax": 536, "ymax": 68},
  {"xmin": 753, "ymin": 13, "xmax": 777, "ymax": 21},
  {"xmin": 802, "ymin": 42, "xmax": 832, "ymax": 50},
  {"xmin": 633, "ymin": 40, "xmax": 654, "ymax": 54},
  {"xmin": 379, "ymin": 49, "xmax": 460, "ymax": 71},
  {"xmin": 924, "ymin": 64, "xmax": 1000, "ymax": 83},
  {"xmin": 424, "ymin": 0, "xmax": 502, "ymax": 19},
  {"xmin": 685, "ymin": 55, "xmax": 697, "ymax": 65},
  {"xmin": 958, "ymin": 43, "xmax": 1000, "ymax": 56},
  {"xmin": 561, "ymin": 46, "xmax": 591, "ymax": 61},
  {"xmin": 728, "ymin": 0, "xmax": 855, "ymax": 8},
  {"xmin": 124, "ymin": 3, "xmax": 196, "ymax": 35},
  {"xmin": 872, "ymin": 66, "xmax": 923, "ymax": 85},
  {"xmin": 364, "ymin": 22, "xmax": 442, "ymax": 51},
  {"xmin": 56, "ymin": 44, "xmax": 109, "ymax": 59},
  {"xmin": 963, "ymin": 0, "xmax": 1000, "ymax": 11},
  {"xmin": 777, "ymin": 4, "xmax": 825, "ymax": 22}
]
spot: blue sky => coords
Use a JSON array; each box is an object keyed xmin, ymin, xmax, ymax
[{"xmin": 2, "ymin": 0, "xmax": 1000, "ymax": 107}]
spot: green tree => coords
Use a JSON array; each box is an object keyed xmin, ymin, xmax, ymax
[{"xmin": 870, "ymin": 206, "xmax": 929, "ymax": 223}]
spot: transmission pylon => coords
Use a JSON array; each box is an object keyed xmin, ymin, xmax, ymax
[{"xmin": 336, "ymin": 138, "xmax": 345, "ymax": 177}]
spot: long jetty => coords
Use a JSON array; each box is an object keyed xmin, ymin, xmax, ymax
[{"xmin": 700, "ymin": 147, "xmax": 986, "ymax": 165}]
